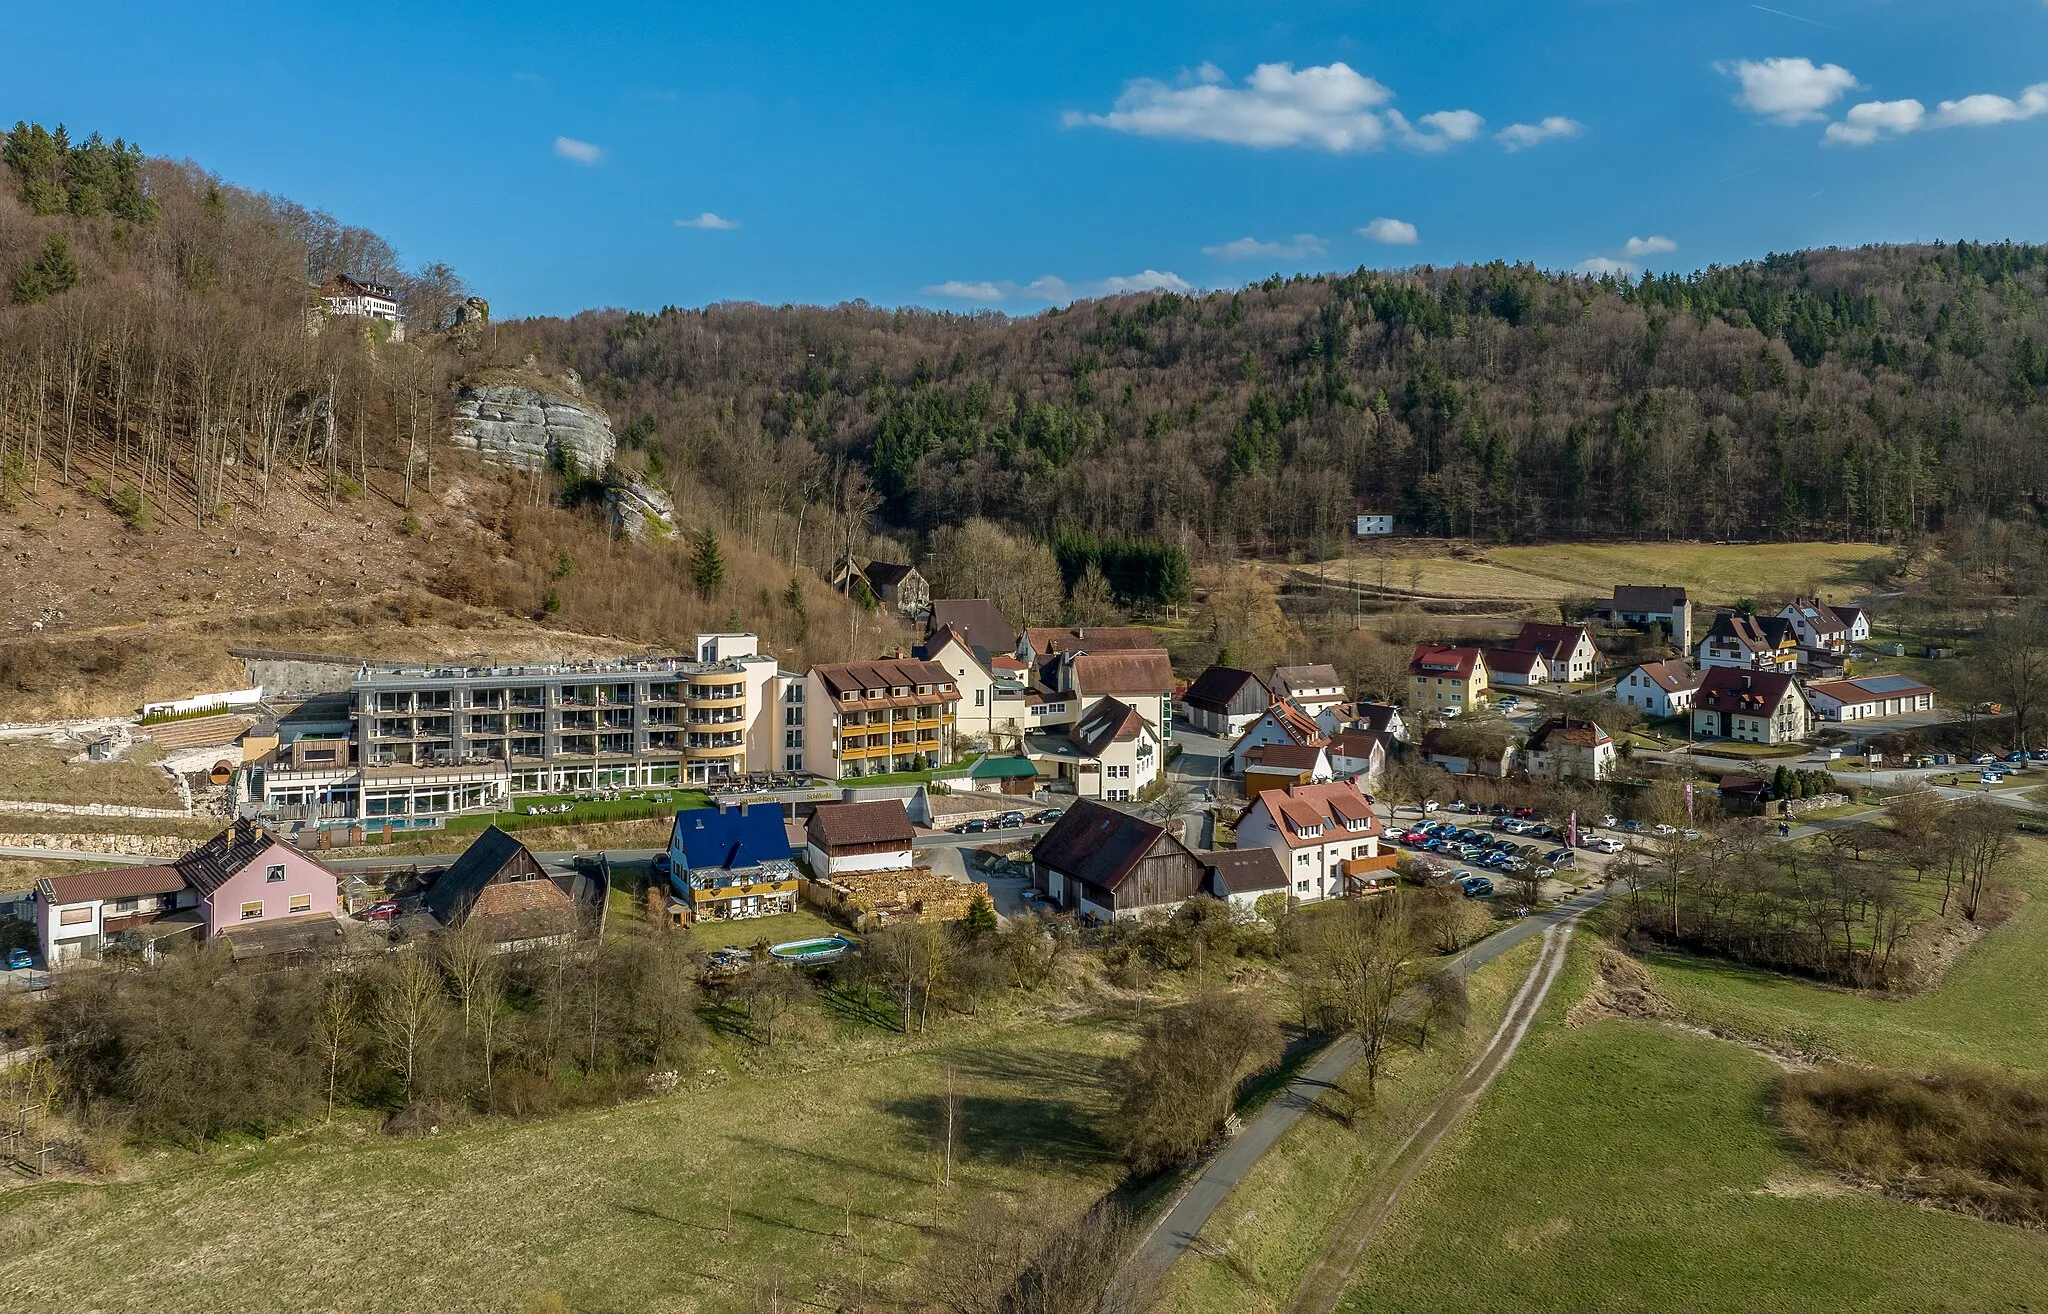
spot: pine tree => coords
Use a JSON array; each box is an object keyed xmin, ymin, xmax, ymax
[
  {"xmin": 962, "ymin": 891, "xmax": 997, "ymax": 939},
  {"xmin": 690, "ymin": 527, "xmax": 725, "ymax": 600},
  {"xmin": 13, "ymin": 233, "xmax": 77, "ymax": 304},
  {"xmin": 1771, "ymin": 765, "xmax": 1791, "ymax": 800}
]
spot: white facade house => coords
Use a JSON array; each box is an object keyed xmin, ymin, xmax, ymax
[
  {"xmin": 1227, "ymin": 702, "xmax": 1328, "ymax": 776},
  {"xmin": 1270, "ymin": 664, "xmax": 1347, "ymax": 719},
  {"xmin": 1354, "ymin": 512, "xmax": 1394, "ymax": 536},
  {"xmin": 804, "ymin": 800, "xmax": 916, "ymax": 876},
  {"xmin": 1522, "ymin": 719, "xmax": 1616, "ymax": 781},
  {"xmin": 1029, "ymin": 696, "xmax": 1162, "ymax": 802},
  {"xmin": 1615, "ymin": 659, "xmax": 1701, "ymax": 718},
  {"xmin": 1233, "ymin": 781, "xmax": 1388, "ymax": 905}
]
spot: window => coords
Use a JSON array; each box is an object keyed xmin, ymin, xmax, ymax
[
  {"xmin": 266, "ymin": 863, "xmax": 286, "ymax": 883},
  {"xmin": 289, "ymin": 893, "xmax": 312, "ymax": 913},
  {"xmin": 59, "ymin": 906, "xmax": 92, "ymax": 926},
  {"xmin": 974, "ymin": 689, "xmax": 985, "ymax": 708},
  {"xmin": 240, "ymin": 901, "xmax": 264, "ymax": 921}
]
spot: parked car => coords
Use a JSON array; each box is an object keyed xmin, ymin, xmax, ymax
[
  {"xmin": 959, "ymin": 818, "xmax": 991, "ymax": 834},
  {"xmin": 1535, "ymin": 866, "xmax": 1556, "ymax": 880},
  {"xmin": 1423, "ymin": 800, "xmax": 1439, "ymax": 812},
  {"xmin": 1586, "ymin": 837, "xmax": 1624, "ymax": 854},
  {"xmin": 649, "ymin": 852, "xmax": 672, "ymax": 880},
  {"xmin": 1652, "ymin": 823, "xmax": 1677, "ymax": 837},
  {"xmin": 1513, "ymin": 806, "xmax": 1537, "ymax": 819},
  {"xmin": 357, "ymin": 900, "xmax": 400, "ymax": 922},
  {"xmin": 1456, "ymin": 874, "xmax": 1495, "ymax": 899},
  {"xmin": 1623, "ymin": 819, "xmax": 1645, "ymax": 833},
  {"xmin": 1973, "ymin": 753, "xmax": 1998, "ymax": 765},
  {"xmin": 1031, "ymin": 808, "xmax": 1065, "ymax": 823},
  {"xmin": 1682, "ymin": 828, "xmax": 1702, "ymax": 840},
  {"xmin": 5, "ymin": 947, "xmax": 32, "ymax": 970},
  {"xmin": 1600, "ymin": 815, "xmax": 1619, "ymax": 829},
  {"xmin": 1980, "ymin": 772, "xmax": 2005, "ymax": 785}
]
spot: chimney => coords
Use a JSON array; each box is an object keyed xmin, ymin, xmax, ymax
[
  {"xmin": 738, "ymin": 801, "xmax": 750, "ymax": 817},
  {"xmin": 1743, "ymin": 674, "xmax": 1753, "ymax": 690}
]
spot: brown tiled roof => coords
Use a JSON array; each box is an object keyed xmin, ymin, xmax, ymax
[
  {"xmin": 1605, "ymin": 585, "xmax": 1688, "ymax": 612},
  {"xmin": 1271, "ymin": 664, "xmax": 1342, "ymax": 696},
  {"xmin": 427, "ymin": 825, "xmax": 548, "ymax": 926},
  {"xmin": 1032, "ymin": 800, "xmax": 1181, "ymax": 891},
  {"xmin": 1694, "ymin": 666, "xmax": 1803, "ymax": 713},
  {"xmin": 928, "ymin": 600, "xmax": 1016, "ymax": 655},
  {"xmin": 1023, "ymin": 626, "xmax": 1160, "ymax": 658},
  {"xmin": 1629, "ymin": 659, "xmax": 1700, "ymax": 693},
  {"xmin": 1202, "ymin": 847, "xmax": 1289, "ymax": 895},
  {"xmin": 1704, "ymin": 612, "xmax": 1797, "ymax": 653},
  {"xmin": 807, "ymin": 800, "xmax": 915, "ymax": 850},
  {"xmin": 1327, "ymin": 731, "xmax": 1387, "ymax": 761},
  {"xmin": 813, "ymin": 658, "xmax": 956, "ymax": 701},
  {"xmin": 1246, "ymin": 743, "xmax": 1327, "ymax": 772},
  {"xmin": 1069, "ymin": 650, "xmax": 1173, "ymax": 697},
  {"xmin": 1254, "ymin": 781, "xmax": 1382, "ymax": 848},
  {"xmin": 1071, "ymin": 697, "xmax": 1146, "ymax": 757},
  {"xmin": 1511, "ymin": 623, "xmax": 1592, "ymax": 660},
  {"xmin": 36, "ymin": 864, "xmax": 186, "ymax": 905},
  {"xmin": 1526, "ymin": 718, "xmax": 1611, "ymax": 751}
]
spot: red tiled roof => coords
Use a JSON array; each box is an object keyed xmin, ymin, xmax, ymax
[
  {"xmin": 1510, "ymin": 623, "xmax": 1591, "ymax": 660},
  {"xmin": 1410, "ymin": 644, "xmax": 1481, "ymax": 678},
  {"xmin": 813, "ymin": 658, "xmax": 956, "ymax": 700},
  {"xmin": 1022, "ymin": 626, "xmax": 1160, "ymax": 658},
  {"xmin": 1069, "ymin": 650, "xmax": 1173, "ymax": 697},
  {"xmin": 36, "ymin": 864, "xmax": 186, "ymax": 904},
  {"xmin": 1484, "ymin": 647, "xmax": 1547, "ymax": 676},
  {"xmin": 1525, "ymin": 718, "xmax": 1611, "ymax": 751},
  {"xmin": 1245, "ymin": 743, "xmax": 1327, "ymax": 772},
  {"xmin": 1629, "ymin": 659, "xmax": 1700, "ymax": 693},
  {"xmin": 1694, "ymin": 666, "xmax": 1803, "ymax": 713},
  {"xmin": 807, "ymin": 800, "xmax": 915, "ymax": 850},
  {"xmin": 1252, "ymin": 782, "xmax": 1382, "ymax": 848}
]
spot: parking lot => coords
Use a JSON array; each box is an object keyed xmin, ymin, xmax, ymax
[{"xmin": 1381, "ymin": 801, "xmax": 1638, "ymax": 902}]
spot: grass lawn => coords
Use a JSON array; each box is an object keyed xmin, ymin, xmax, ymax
[
  {"xmin": 1152, "ymin": 936, "xmax": 1545, "ymax": 1314},
  {"xmin": 0, "ymin": 740, "xmax": 182, "ymax": 809},
  {"xmin": 841, "ymin": 754, "xmax": 983, "ymax": 788},
  {"xmin": 1646, "ymin": 838, "xmax": 2048, "ymax": 1073},
  {"xmin": 684, "ymin": 906, "xmax": 849, "ymax": 953},
  {"xmin": 1686, "ymin": 740, "xmax": 1813, "ymax": 761},
  {"xmin": 445, "ymin": 791, "xmax": 710, "ymax": 837},
  {"xmin": 1341, "ymin": 965, "xmax": 2048, "ymax": 1313},
  {"xmin": 1486, "ymin": 541, "xmax": 1891, "ymax": 607},
  {"xmin": 0, "ymin": 1018, "xmax": 1138, "ymax": 1313}
]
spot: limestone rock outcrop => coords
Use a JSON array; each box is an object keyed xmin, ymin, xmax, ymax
[
  {"xmin": 450, "ymin": 384, "xmax": 616, "ymax": 477},
  {"xmin": 604, "ymin": 473, "xmax": 676, "ymax": 541}
]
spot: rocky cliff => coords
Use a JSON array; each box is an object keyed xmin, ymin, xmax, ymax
[
  {"xmin": 449, "ymin": 375, "xmax": 674, "ymax": 539},
  {"xmin": 450, "ymin": 383, "xmax": 617, "ymax": 478}
]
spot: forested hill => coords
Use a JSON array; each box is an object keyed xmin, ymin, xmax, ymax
[{"xmin": 528, "ymin": 242, "xmax": 2048, "ymax": 555}]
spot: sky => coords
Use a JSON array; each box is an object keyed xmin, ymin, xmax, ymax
[{"xmin": 9, "ymin": 0, "xmax": 2048, "ymax": 318}]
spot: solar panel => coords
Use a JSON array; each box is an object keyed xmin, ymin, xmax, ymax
[{"xmin": 1854, "ymin": 675, "xmax": 1925, "ymax": 694}]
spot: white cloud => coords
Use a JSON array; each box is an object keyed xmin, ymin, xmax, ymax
[
  {"xmin": 920, "ymin": 270, "xmax": 1194, "ymax": 305},
  {"xmin": 1823, "ymin": 98, "xmax": 1925, "ymax": 145},
  {"xmin": 553, "ymin": 136, "xmax": 603, "ymax": 164},
  {"xmin": 1496, "ymin": 116, "xmax": 1584, "ymax": 151},
  {"xmin": 1358, "ymin": 218, "xmax": 1420, "ymax": 245},
  {"xmin": 675, "ymin": 212, "xmax": 740, "ymax": 230},
  {"xmin": 1202, "ymin": 234, "xmax": 1328, "ymax": 261},
  {"xmin": 1390, "ymin": 108, "xmax": 1486, "ymax": 151},
  {"xmin": 1717, "ymin": 57, "xmax": 1859, "ymax": 124},
  {"xmin": 1576, "ymin": 256, "xmax": 1638, "ymax": 277},
  {"xmin": 1624, "ymin": 235, "xmax": 1678, "ymax": 257},
  {"xmin": 1931, "ymin": 82, "xmax": 2048, "ymax": 128},
  {"xmin": 1823, "ymin": 81, "xmax": 2048, "ymax": 145},
  {"xmin": 1064, "ymin": 61, "xmax": 1498, "ymax": 155}
]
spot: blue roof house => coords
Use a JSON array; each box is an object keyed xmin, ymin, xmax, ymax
[{"xmin": 665, "ymin": 802, "xmax": 799, "ymax": 921}]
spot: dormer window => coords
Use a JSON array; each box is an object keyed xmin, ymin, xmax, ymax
[
  {"xmin": 892, "ymin": 686, "xmax": 909, "ymax": 697},
  {"xmin": 867, "ymin": 689, "xmax": 882, "ymax": 700},
  {"xmin": 842, "ymin": 691, "xmax": 858, "ymax": 704}
]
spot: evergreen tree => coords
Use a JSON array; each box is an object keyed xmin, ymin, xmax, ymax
[
  {"xmin": 962, "ymin": 891, "xmax": 998, "ymax": 939},
  {"xmin": 13, "ymin": 233, "xmax": 77, "ymax": 304},
  {"xmin": 1771, "ymin": 765, "xmax": 1791, "ymax": 800},
  {"xmin": 690, "ymin": 527, "xmax": 725, "ymax": 600}
]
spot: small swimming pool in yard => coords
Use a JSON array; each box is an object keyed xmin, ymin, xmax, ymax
[{"xmin": 769, "ymin": 935, "xmax": 853, "ymax": 964}]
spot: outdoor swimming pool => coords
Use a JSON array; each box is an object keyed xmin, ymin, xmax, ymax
[{"xmin": 768, "ymin": 935, "xmax": 854, "ymax": 964}]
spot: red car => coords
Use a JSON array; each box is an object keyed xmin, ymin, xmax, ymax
[{"xmin": 356, "ymin": 900, "xmax": 400, "ymax": 922}]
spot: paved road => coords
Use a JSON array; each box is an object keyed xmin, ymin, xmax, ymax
[
  {"xmin": 1117, "ymin": 880, "xmax": 1621, "ymax": 1305},
  {"xmin": 0, "ymin": 845, "xmax": 158, "ymax": 866}
]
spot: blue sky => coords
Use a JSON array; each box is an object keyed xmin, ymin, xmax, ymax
[{"xmin": 10, "ymin": 0, "xmax": 2048, "ymax": 316}]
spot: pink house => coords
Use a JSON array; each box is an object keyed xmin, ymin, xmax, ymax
[{"xmin": 33, "ymin": 820, "xmax": 341, "ymax": 966}]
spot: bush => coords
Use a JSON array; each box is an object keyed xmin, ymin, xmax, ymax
[{"xmin": 1778, "ymin": 1065, "xmax": 2048, "ymax": 1226}]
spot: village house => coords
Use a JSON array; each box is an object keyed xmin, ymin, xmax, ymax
[
  {"xmin": 830, "ymin": 559, "xmax": 929, "ymax": 617},
  {"xmin": 1269, "ymin": 664, "xmax": 1347, "ymax": 719},
  {"xmin": 1594, "ymin": 585, "xmax": 1693, "ymax": 650},
  {"xmin": 1353, "ymin": 511, "xmax": 1395, "ymax": 536},
  {"xmin": 317, "ymin": 273, "xmax": 404, "ymax": 339},
  {"xmin": 426, "ymin": 826, "xmax": 583, "ymax": 949},
  {"xmin": 1482, "ymin": 646, "xmax": 1551, "ymax": 688},
  {"xmin": 1199, "ymin": 847, "xmax": 1291, "ymax": 915},
  {"xmin": 1504, "ymin": 623, "xmax": 1600, "ymax": 684},
  {"xmin": 1027, "ymin": 696, "xmax": 1161, "ymax": 801},
  {"xmin": 1804, "ymin": 675, "xmax": 1937, "ymax": 723},
  {"xmin": 1777, "ymin": 597, "xmax": 1871, "ymax": 655},
  {"xmin": 1331, "ymin": 701, "xmax": 1408, "ymax": 743},
  {"xmin": 1017, "ymin": 625, "xmax": 1160, "ymax": 667},
  {"xmin": 1325, "ymin": 730, "xmax": 1390, "ymax": 789},
  {"xmin": 1233, "ymin": 781, "xmax": 1390, "ymax": 904},
  {"xmin": 1522, "ymin": 718, "xmax": 1616, "ymax": 781},
  {"xmin": 1697, "ymin": 612, "xmax": 1801, "ymax": 673},
  {"xmin": 1226, "ymin": 700, "xmax": 1328, "ymax": 775},
  {"xmin": 1242, "ymin": 743, "xmax": 1335, "ymax": 798},
  {"xmin": 1032, "ymin": 800, "xmax": 1207, "ymax": 921},
  {"xmin": 1047, "ymin": 649, "xmax": 1176, "ymax": 739},
  {"xmin": 918, "ymin": 623, "xmax": 1025, "ymax": 745},
  {"xmin": 1410, "ymin": 645, "xmax": 1489, "ymax": 713},
  {"xmin": 803, "ymin": 658, "xmax": 959, "ymax": 779},
  {"xmin": 33, "ymin": 819, "xmax": 341, "ymax": 966},
  {"xmin": 1614, "ymin": 658, "xmax": 1702, "ymax": 717},
  {"xmin": 1692, "ymin": 668, "xmax": 1812, "ymax": 744},
  {"xmin": 1179, "ymin": 665, "xmax": 1272, "ymax": 736},
  {"xmin": 664, "ymin": 802, "xmax": 799, "ymax": 921},
  {"xmin": 805, "ymin": 799, "xmax": 917, "ymax": 876},
  {"xmin": 1419, "ymin": 727, "xmax": 1517, "ymax": 778}
]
